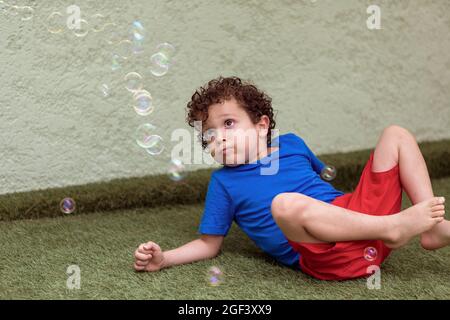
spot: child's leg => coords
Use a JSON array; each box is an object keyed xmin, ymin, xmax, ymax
[
  {"xmin": 271, "ymin": 125, "xmax": 447, "ymax": 249},
  {"xmin": 371, "ymin": 125, "xmax": 450, "ymax": 250},
  {"xmin": 272, "ymin": 192, "xmax": 445, "ymax": 249}
]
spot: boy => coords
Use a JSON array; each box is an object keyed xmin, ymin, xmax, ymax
[{"xmin": 133, "ymin": 76, "xmax": 448, "ymax": 280}]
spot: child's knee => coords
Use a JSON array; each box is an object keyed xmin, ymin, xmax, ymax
[{"xmin": 271, "ymin": 193, "xmax": 310, "ymax": 223}]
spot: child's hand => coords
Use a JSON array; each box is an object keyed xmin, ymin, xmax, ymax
[{"xmin": 133, "ymin": 241, "xmax": 165, "ymax": 272}]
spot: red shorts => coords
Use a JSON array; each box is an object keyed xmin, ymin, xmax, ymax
[{"xmin": 288, "ymin": 150, "xmax": 403, "ymax": 280}]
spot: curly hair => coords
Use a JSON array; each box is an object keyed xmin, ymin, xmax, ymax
[{"xmin": 185, "ymin": 76, "xmax": 276, "ymax": 149}]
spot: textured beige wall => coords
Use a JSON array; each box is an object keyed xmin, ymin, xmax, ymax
[{"xmin": 1, "ymin": 0, "xmax": 449, "ymax": 195}]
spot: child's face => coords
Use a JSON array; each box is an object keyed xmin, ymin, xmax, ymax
[{"xmin": 201, "ymin": 97, "xmax": 270, "ymax": 166}]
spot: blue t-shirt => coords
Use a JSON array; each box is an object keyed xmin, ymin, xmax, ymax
[{"xmin": 197, "ymin": 132, "xmax": 345, "ymax": 267}]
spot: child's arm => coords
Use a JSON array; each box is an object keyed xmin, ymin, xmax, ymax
[
  {"xmin": 133, "ymin": 172, "xmax": 232, "ymax": 272},
  {"xmin": 133, "ymin": 235, "xmax": 224, "ymax": 272}
]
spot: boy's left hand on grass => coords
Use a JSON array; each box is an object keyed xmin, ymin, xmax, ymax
[{"xmin": 133, "ymin": 241, "xmax": 165, "ymax": 272}]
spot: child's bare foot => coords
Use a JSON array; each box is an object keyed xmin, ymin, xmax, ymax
[
  {"xmin": 420, "ymin": 216, "xmax": 450, "ymax": 250},
  {"xmin": 384, "ymin": 196, "xmax": 446, "ymax": 249}
]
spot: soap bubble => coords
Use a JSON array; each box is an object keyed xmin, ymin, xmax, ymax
[
  {"xmin": 124, "ymin": 72, "xmax": 143, "ymax": 92},
  {"xmin": 135, "ymin": 123, "xmax": 158, "ymax": 148},
  {"xmin": 130, "ymin": 20, "xmax": 145, "ymax": 41},
  {"xmin": 60, "ymin": 197, "xmax": 76, "ymax": 214},
  {"xmin": 73, "ymin": 19, "xmax": 89, "ymax": 37},
  {"xmin": 19, "ymin": 6, "xmax": 34, "ymax": 21},
  {"xmin": 150, "ymin": 43, "xmax": 176, "ymax": 76},
  {"xmin": 132, "ymin": 90, "xmax": 154, "ymax": 116},
  {"xmin": 91, "ymin": 13, "xmax": 105, "ymax": 32},
  {"xmin": 46, "ymin": 12, "xmax": 64, "ymax": 34},
  {"xmin": 168, "ymin": 158, "xmax": 186, "ymax": 182},
  {"xmin": 364, "ymin": 247, "xmax": 378, "ymax": 262},
  {"xmin": 145, "ymin": 135, "xmax": 164, "ymax": 155},
  {"xmin": 156, "ymin": 42, "xmax": 176, "ymax": 60},
  {"xmin": 150, "ymin": 52, "xmax": 170, "ymax": 77},
  {"xmin": 206, "ymin": 266, "xmax": 224, "ymax": 286},
  {"xmin": 320, "ymin": 165, "xmax": 336, "ymax": 181},
  {"xmin": 127, "ymin": 21, "xmax": 145, "ymax": 54}
]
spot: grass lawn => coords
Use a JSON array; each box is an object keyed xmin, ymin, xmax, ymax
[{"xmin": 0, "ymin": 177, "xmax": 449, "ymax": 300}]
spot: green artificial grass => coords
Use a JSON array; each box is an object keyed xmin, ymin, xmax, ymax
[
  {"xmin": 1, "ymin": 139, "xmax": 449, "ymax": 221},
  {"xmin": 0, "ymin": 177, "xmax": 449, "ymax": 299}
]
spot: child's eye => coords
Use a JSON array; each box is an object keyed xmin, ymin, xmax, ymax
[{"xmin": 224, "ymin": 119, "xmax": 234, "ymax": 128}]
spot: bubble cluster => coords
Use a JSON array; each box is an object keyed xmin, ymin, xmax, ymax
[
  {"xmin": 6, "ymin": 7, "xmax": 181, "ymax": 209},
  {"xmin": 134, "ymin": 130, "xmax": 164, "ymax": 155},
  {"xmin": 168, "ymin": 159, "xmax": 186, "ymax": 182},
  {"xmin": 207, "ymin": 266, "xmax": 224, "ymax": 286},
  {"xmin": 129, "ymin": 20, "xmax": 145, "ymax": 54},
  {"xmin": 364, "ymin": 247, "xmax": 378, "ymax": 262},
  {"xmin": 116, "ymin": 21, "xmax": 167, "ymax": 157},
  {"xmin": 46, "ymin": 13, "xmax": 175, "ymax": 163},
  {"xmin": 45, "ymin": 10, "xmax": 112, "ymax": 37},
  {"xmin": 60, "ymin": 197, "xmax": 76, "ymax": 214},
  {"xmin": 320, "ymin": 165, "xmax": 337, "ymax": 181}
]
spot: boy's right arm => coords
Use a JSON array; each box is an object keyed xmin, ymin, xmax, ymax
[{"xmin": 133, "ymin": 235, "xmax": 224, "ymax": 272}]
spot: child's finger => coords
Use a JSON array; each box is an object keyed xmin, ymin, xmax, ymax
[
  {"xmin": 144, "ymin": 242, "xmax": 155, "ymax": 251},
  {"xmin": 135, "ymin": 259, "xmax": 150, "ymax": 266},
  {"xmin": 135, "ymin": 248, "xmax": 148, "ymax": 258},
  {"xmin": 145, "ymin": 242, "xmax": 161, "ymax": 252},
  {"xmin": 138, "ymin": 244, "xmax": 152, "ymax": 254},
  {"xmin": 151, "ymin": 243, "xmax": 161, "ymax": 252},
  {"xmin": 134, "ymin": 263, "xmax": 145, "ymax": 271},
  {"xmin": 135, "ymin": 251, "xmax": 152, "ymax": 261},
  {"xmin": 138, "ymin": 243, "xmax": 150, "ymax": 252}
]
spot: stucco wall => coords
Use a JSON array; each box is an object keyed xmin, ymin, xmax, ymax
[{"xmin": 1, "ymin": 0, "xmax": 449, "ymax": 195}]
